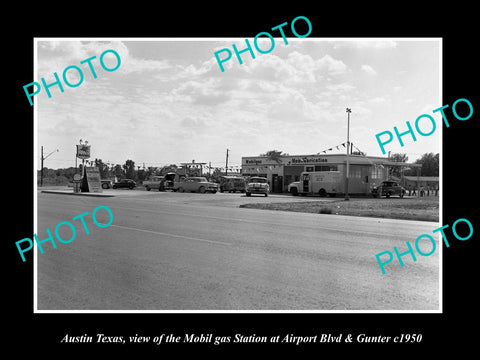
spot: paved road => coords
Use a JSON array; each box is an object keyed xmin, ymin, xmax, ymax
[{"xmin": 36, "ymin": 190, "xmax": 440, "ymax": 311}]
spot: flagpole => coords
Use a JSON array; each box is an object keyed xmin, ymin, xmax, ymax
[{"xmin": 345, "ymin": 108, "xmax": 351, "ymax": 200}]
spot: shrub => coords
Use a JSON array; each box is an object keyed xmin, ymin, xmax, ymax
[{"xmin": 319, "ymin": 207, "xmax": 332, "ymax": 214}]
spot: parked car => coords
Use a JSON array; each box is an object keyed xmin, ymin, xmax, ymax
[
  {"xmin": 219, "ymin": 176, "xmax": 246, "ymax": 193},
  {"xmin": 101, "ymin": 179, "xmax": 113, "ymax": 189},
  {"xmin": 246, "ymin": 177, "xmax": 269, "ymax": 197},
  {"xmin": 162, "ymin": 172, "xmax": 178, "ymax": 191},
  {"xmin": 143, "ymin": 175, "xmax": 165, "ymax": 191},
  {"xmin": 112, "ymin": 179, "xmax": 136, "ymax": 189},
  {"xmin": 173, "ymin": 177, "xmax": 218, "ymax": 193},
  {"xmin": 372, "ymin": 180, "xmax": 405, "ymax": 198}
]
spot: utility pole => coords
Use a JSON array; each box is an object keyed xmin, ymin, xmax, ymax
[
  {"xmin": 41, "ymin": 146, "xmax": 44, "ymax": 187},
  {"xmin": 345, "ymin": 108, "xmax": 351, "ymax": 200},
  {"xmin": 225, "ymin": 149, "xmax": 229, "ymax": 176},
  {"xmin": 40, "ymin": 146, "xmax": 59, "ymax": 187}
]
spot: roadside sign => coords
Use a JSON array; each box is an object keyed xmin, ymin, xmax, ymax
[
  {"xmin": 82, "ymin": 166, "xmax": 102, "ymax": 193},
  {"xmin": 76, "ymin": 144, "xmax": 91, "ymax": 159}
]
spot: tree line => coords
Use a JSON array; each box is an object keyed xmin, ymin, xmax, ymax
[
  {"xmin": 38, "ymin": 159, "xmax": 225, "ymax": 186},
  {"xmin": 388, "ymin": 152, "xmax": 439, "ymax": 178}
]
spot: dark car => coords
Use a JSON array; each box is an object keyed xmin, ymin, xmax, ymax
[
  {"xmin": 219, "ymin": 176, "xmax": 246, "ymax": 193},
  {"xmin": 112, "ymin": 179, "xmax": 136, "ymax": 189},
  {"xmin": 372, "ymin": 181, "xmax": 405, "ymax": 198}
]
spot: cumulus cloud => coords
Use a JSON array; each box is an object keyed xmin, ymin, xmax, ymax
[
  {"xmin": 361, "ymin": 64, "xmax": 377, "ymax": 75},
  {"xmin": 333, "ymin": 40, "xmax": 397, "ymax": 49},
  {"xmin": 370, "ymin": 96, "xmax": 386, "ymax": 103},
  {"xmin": 37, "ymin": 40, "xmax": 171, "ymax": 79},
  {"xmin": 171, "ymin": 78, "xmax": 231, "ymax": 106},
  {"xmin": 316, "ymin": 54, "xmax": 348, "ymax": 75},
  {"xmin": 37, "ymin": 39, "xmax": 440, "ymax": 167}
]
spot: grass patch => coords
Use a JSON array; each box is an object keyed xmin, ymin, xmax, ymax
[{"xmin": 239, "ymin": 196, "xmax": 439, "ymax": 222}]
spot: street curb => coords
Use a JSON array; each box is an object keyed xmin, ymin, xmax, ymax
[{"xmin": 40, "ymin": 190, "xmax": 115, "ymax": 197}]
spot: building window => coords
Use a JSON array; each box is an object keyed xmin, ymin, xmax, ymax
[
  {"xmin": 306, "ymin": 166, "xmax": 314, "ymax": 172},
  {"xmin": 315, "ymin": 165, "xmax": 338, "ymax": 171},
  {"xmin": 371, "ymin": 166, "xmax": 384, "ymax": 179},
  {"xmin": 349, "ymin": 166, "xmax": 362, "ymax": 179}
]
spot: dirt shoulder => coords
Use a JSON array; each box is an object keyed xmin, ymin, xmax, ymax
[{"xmin": 239, "ymin": 196, "xmax": 439, "ymax": 222}]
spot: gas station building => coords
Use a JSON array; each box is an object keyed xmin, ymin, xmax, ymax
[{"xmin": 241, "ymin": 153, "xmax": 421, "ymax": 194}]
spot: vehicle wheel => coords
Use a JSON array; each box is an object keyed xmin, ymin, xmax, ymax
[
  {"xmin": 290, "ymin": 187, "xmax": 298, "ymax": 196},
  {"xmin": 300, "ymin": 193, "xmax": 307, "ymax": 196},
  {"xmin": 264, "ymin": 193, "xmax": 268, "ymax": 197},
  {"xmin": 319, "ymin": 189, "xmax": 327, "ymax": 197},
  {"xmin": 129, "ymin": 186, "xmax": 134, "ymax": 190},
  {"xmin": 112, "ymin": 185, "xmax": 117, "ymax": 189},
  {"xmin": 246, "ymin": 192, "xmax": 251, "ymax": 197},
  {"xmin": 178, "ymin": 187, "xmax": 184, "ymax": 193},
  {"xmin": 102, "ymin": 183, "xmax": 108, "ymax": 189},
  {"xmin": 145, "ymin": 186, "xmax": 151, "ymax": 191},
  {"xmin": 400, "ymin": 191, "xmax": 404, "ymax": 198},
  {"xmin": 386, "ymin": 191, "xmax": 392, "ymax": 198},
  {"xmin": 212, "ymin": 191, "xmax": 217, "ymax": 194},
  {"xmin": 199, "ymin": 186, "xmax": 206, "ymax": 193}
]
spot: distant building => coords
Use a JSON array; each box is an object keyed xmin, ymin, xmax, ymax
[
  {"xmin": 179, "ymin": 160, "xmax": 206, "ymax": 177},
  {"xmin": 403, "ymin": 176, "xmax": 439, "ymax": 190}
]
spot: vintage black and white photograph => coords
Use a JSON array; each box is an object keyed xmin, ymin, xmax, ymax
[{"xmin": 33, "ymin": 38, "xmax": 441, "ymax": 312}]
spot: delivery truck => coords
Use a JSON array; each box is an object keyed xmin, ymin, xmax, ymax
[{"xmin": 287, "ymin": 171, "xmax": 342, "ymax": 197}]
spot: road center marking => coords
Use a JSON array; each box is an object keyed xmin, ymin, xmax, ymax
[{"xmin": 109, "ymin": 224, "xmax": 231, "ymax": 246}]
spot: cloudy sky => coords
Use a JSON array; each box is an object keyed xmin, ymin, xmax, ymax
[{"xmin": 35, "ymin": 38, "xmax": 441, "ymax": 170}]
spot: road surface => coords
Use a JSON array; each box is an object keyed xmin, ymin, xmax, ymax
[{"xmin": 35, "ymin": 190, "xmax": 440, "ymax": 311}]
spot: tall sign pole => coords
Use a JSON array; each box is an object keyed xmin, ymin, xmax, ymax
[
  {"xmin": 41, "ymin": 146, "xmax": 43, "ymax": 187},
  {"xmin": 345, "ymin": 108, "xmax": 351, "ymax": 200},
  {"xmin": 76, "ymin": 139, "xmax": 91, "ymax": 192},
  {"xmin": 225, "ymin": 148, "xmax": 229, "ymax": 176}
]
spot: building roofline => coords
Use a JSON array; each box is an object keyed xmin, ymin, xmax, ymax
[{"xmin": 242, "ymin": 153, "xmax": 421, "ymax": 167}]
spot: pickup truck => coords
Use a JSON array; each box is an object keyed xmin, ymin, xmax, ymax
[
  {"xmin": 143, "ymin": 175, "xmax": 165, "ymax": 191},
  {"xmin": 101, "ymin": 179, "xmax": 113, "ymax": 189}
]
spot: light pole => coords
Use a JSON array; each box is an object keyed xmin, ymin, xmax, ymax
[
  {"xmin": 40, "ymin": 146, "xmax": 59, "ymax": 187},
  {"xmin": 225, "ymin": 148, "xmax": 230, "ymax": 176},
  {"xmin": 345, "ymin": 108, "xmax": 351, "ymax": 200}
]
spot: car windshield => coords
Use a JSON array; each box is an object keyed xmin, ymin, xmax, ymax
[{"xmin": 250, "ymin": 178, "xmax": 267, "ymax": 183}]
